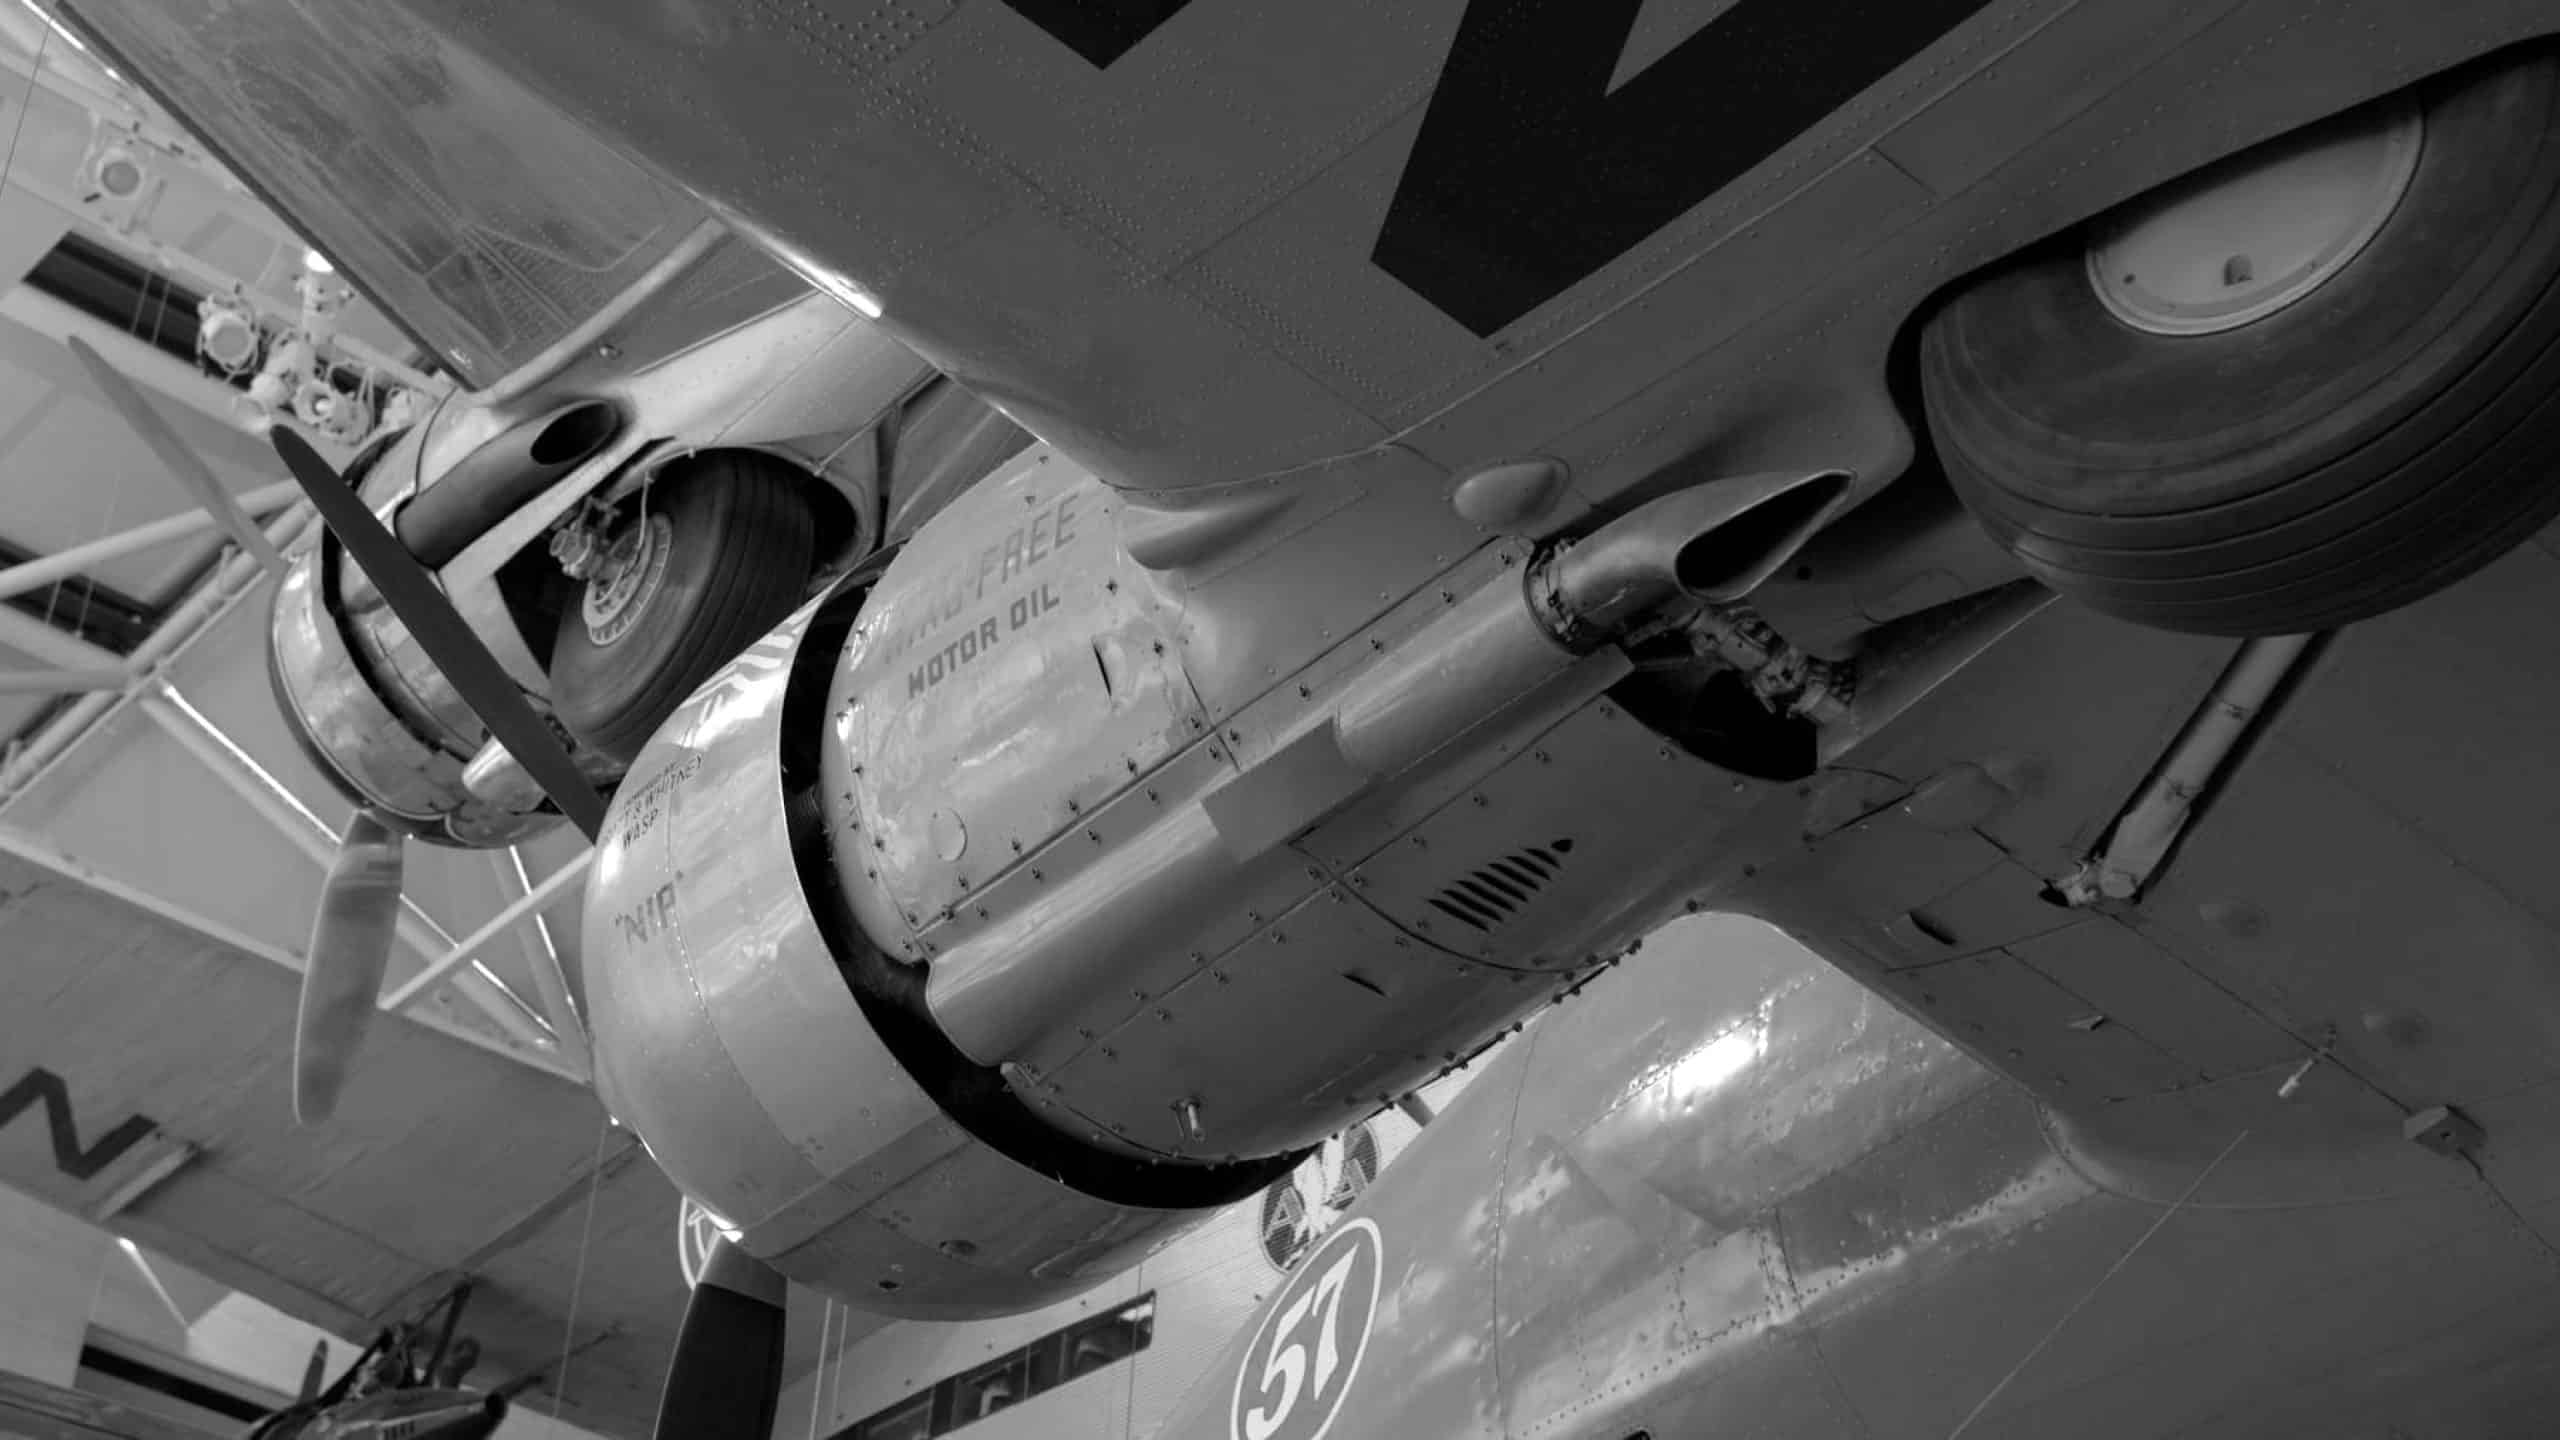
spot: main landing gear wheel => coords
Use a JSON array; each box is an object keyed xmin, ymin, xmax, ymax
[
  {"xmin": 1920, "ymin": 44, "xmax": 2560, "ymax": 636},
  {"xmin": 548, "ymin": 451, "xmax": 815, "ymax": 763}
]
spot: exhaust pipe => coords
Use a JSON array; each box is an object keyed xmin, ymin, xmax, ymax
[{"xmin": 1533, "ymin": 469, "xmax": 1850, "ymax": 650}]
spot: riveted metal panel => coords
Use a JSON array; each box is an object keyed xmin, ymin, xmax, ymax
[
  {"xmin": 1168, "ymin": 452, "xmax": 1512, "ymax": 719},
  {"xmin": 860, "ymin": 1138, "xmax": 1189, "ymax": 1287},
  {"xmin": 1208, "ymin": 540, "xmax": 1527, "ymax": 772},
  {"xmin": 823, "ymin": 449, "xmax": 1204, "ymax": 949},
  {"xmin": 2009, "ymin": 919, "xmax": 2299, "ymax": 1081},
  {"xmin": 1886, "ymin": 853, "xmax": 2083, "ymax": 966},
  {"xmin": 1343, "ymin": 700, "xmax": 1772, "ymax": 970},
  {"xmin": 1743, "ymin": 801, "xmax": 2015, "ymax": 975},
  {"xmin": 589, "ymin": 587, "xmax": 1255, "ymax": 1314},
  {"xmin": 588, "ymin": 596, "xmax": 948, "ymax": 1241},
  {"xmin": 1038, "ymin": 883, "xmax": 1579, "ymax": 1162},
  {"xmin": 1860, "ymin": 948, "xmax": 2195, "ymax": 1102},
  {"xmin": 1290, "ymin": 650, "xmax": 1627, "ymax": 873},
  {"xmin": 921, "ymin": 739, "xmax": 1236, "ymax": 958},
  {"xmin": 771, "ymin": 1146, "xmax": 1198, "ymax": 1322}
]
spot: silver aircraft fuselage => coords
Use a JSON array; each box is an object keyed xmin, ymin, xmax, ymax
[{"xmin": 1155, "ymin": 913, "xmax": 2560, "ymax": 1440}]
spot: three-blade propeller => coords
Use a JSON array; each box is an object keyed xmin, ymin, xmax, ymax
[
  {"xmin": 292, "ymin": 809, "xmax": 405, "ymax": 1124},
  {"xmin": 263, "ymin": 426, "xmax": 607, "ymax": 1120},
  {"xmin": 658, "ymin": 1238, "xmax": 790, "ymax": 1440},
  {"xmin": 265, "ymin": 423, "xmax": 792, "ymax": 1437}
]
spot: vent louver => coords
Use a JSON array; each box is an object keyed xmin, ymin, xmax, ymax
[{"xmin": 1425, "ymin": 840, "xmax": 1572, "ymax": 932}]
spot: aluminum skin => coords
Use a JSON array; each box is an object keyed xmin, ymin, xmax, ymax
[
  {"xmin": 583, "ymin": 584, "xmax": 1274, "ymax": 1318},
  {"xmin": 584, "ymin": 439, "xmax": 1848, "ymax": 1307},
  {"xmin": 1159, "ymin": 913, "xmax": 2560, "ymax": 1440}
]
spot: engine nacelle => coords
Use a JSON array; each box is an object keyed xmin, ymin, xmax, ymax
[
  {"xmin": 588, "ymin": 441, "xmax": 1855, "ymax": 1314},
  {"xmin": 267, "ymin": 424, "xmax": 590, "ymax": 848},
  {"xmin": 583, "ymin": 553, "xmax": 1291, "ymax": 1318}
]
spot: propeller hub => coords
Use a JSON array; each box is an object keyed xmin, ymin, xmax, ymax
[
  {"xmin": 580, "ymin": 511, "xmax": 672, "ymax": 646},
  {"xmin": 269, "ymin": 543, "xmax": 564, "ymax": 849}
]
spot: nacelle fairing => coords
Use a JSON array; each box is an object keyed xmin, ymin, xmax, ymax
[
  {"xmin": 266, "ymin": 422, "xmax": 609, "ymax": 847},
  {"xmin": 583, "ymin": 508, "xmax": 1293, "ymax": 1318},
  {"xmin": 585, "ymin": 441, "xmax": 1911, "ymax": 1314}
]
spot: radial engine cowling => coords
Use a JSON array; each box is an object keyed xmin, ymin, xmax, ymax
[
  {"xmin": 581, "ymin": 573, "xmax": 1292, "ymax": 1318},
  {"xmin": 266, "ymin": 424, "xmax": 563, "ymax": 849}
]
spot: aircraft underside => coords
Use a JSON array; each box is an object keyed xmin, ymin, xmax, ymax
[
  {"xmin": 46, "ymin": 0, "xmax": 2560, "ymax": 1433},
  {"xmin": 1149, "ymin": 529, "xmax": 2560, "ymax": 1439}
]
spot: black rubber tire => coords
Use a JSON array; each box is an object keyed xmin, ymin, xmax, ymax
[
  {"xmin": 548, "ymin": 451, "xmax": 815, "ymax": 762},
  {"xmin": 1919, "ymin": 43, "xmax": 2560, "ymax": 636}
]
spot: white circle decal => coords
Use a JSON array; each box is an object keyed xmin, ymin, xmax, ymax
[
  {"xmin": 676, "ymin": 1196, "xmax": 725, "ymax": 1289},
  {"xmin": 1230, "ymin": 1218, "xmax": 1381, "ymax": 1440}
]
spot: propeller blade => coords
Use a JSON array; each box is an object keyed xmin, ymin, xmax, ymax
[
  {"xmin": 269, "ymin": 427, "xmax": 606, "ymax": 839},
  {"xmin": 296, "ymin": 1339, "xmax": 329, "ymax": 1404},
  {"xmin": 65, "ymin": 336, "xmax": 289, "ymax": 579},
  {"xmin": 655, "ymin": 1239, "xmax": 787, "ymax": 1440},
  {"xmin": 294, "ymin": 810, "xmax": 405, "ymax": 1125}
]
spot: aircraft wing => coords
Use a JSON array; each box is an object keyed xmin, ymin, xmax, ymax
[
  {"xmin": 375, "ymin": 0, "xmax": 2545, "ymax": 511},
  {"xmin": 394, "ymin": 0, "xmax": 2560, "ymax": 1138},
  {"xmin": 0, "ymin": 841, "xmax": 882, "ymax": 1436},
  {"xmin": 52, "ymin": 0, "xmax": 804, "ymax": 394},
  {"xmin": 1733, "ymin": 533, "xmax": 2560, "ymax": 1153}
]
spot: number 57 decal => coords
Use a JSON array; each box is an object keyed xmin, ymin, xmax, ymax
[{"xmin": 1231, "ymin": 1219, "xmax": 1383, "ymax": 1440}]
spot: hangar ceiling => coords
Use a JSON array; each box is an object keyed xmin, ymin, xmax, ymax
[{"xmin": 0, "ymin": 10, "xmax": 809, "ymax": 1433}]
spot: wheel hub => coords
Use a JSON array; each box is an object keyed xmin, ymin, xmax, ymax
[
  {"xmin": 583, "ymin": 512, "xmax": 672, "ymax": 647},
  {"xmin": 2088, "ymin": 103, "xmax": 2423, "ymax": 336}
]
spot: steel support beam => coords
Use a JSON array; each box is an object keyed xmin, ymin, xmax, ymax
[
  {"xmin": 384, "ymin": 849, "xmax": 592, "ymax": 1014},
  {"xmin": 0, "ymin": 823, "xmax": 583, "ymax": 1083},
  {"xmin": 497, "ymin": 847, "xmax": 592, "ymax": 1072},
  {"xmin": 0, "ymin": 601, "xmax": 129, "ymax": 672},
  {"xmin": 0, "ymin": 668, "xmax": 127, "ymax": 694},
  {"xmin": 0, "ymin": 482, "xmax": 323, "ymax": 805},
  {"xmin": 68, "ymin": 337, "xmax": 289, "ymax": 579},
  {"xmin": 0, "ymin": 288, "xmax": 249, "ymax": 435},
  {"xmin": 136, "ymin": 688, "xmax": 560, "ymax": 1055},
  {"xmin": 0, "ymin": 481, "xmax": 304, "ymax": 601}
]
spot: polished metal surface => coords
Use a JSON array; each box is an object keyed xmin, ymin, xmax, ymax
[
  {"xmin": 812, "ymin": 458, "xmax": 1854, "ymax": 1161},
  {"xmin": 823, "ymin": 447, "xmax": 1202, "ymax": 956},
  {"xmin": 428, "ymin": 288, "xmax": 932, "ymax": 685},
  {"xmin": 2088, "ymin": 102, "xmax": 2424, "ymax": 336},
  {"xmin": 294, "ymin": 3, "xmax": 2560, "ymax": 1408},
  {"xmin": 1158, "ymin": 910, "xmax": 2560, "ymax": 1439},
  {"xmin": 267, "ymin": 544, "xmax": 558, "ymax": 848},
  {"xmin": 583, "ymin": 589, "xmax": 1235, "ymax": 1315},
  {"xmin": 1530, "ymin": 468, "xmax": 1849, "ymax": 646},
  {"xmin": 342, "ymin": 581, "xmax": 498, "ymax": 761}
]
